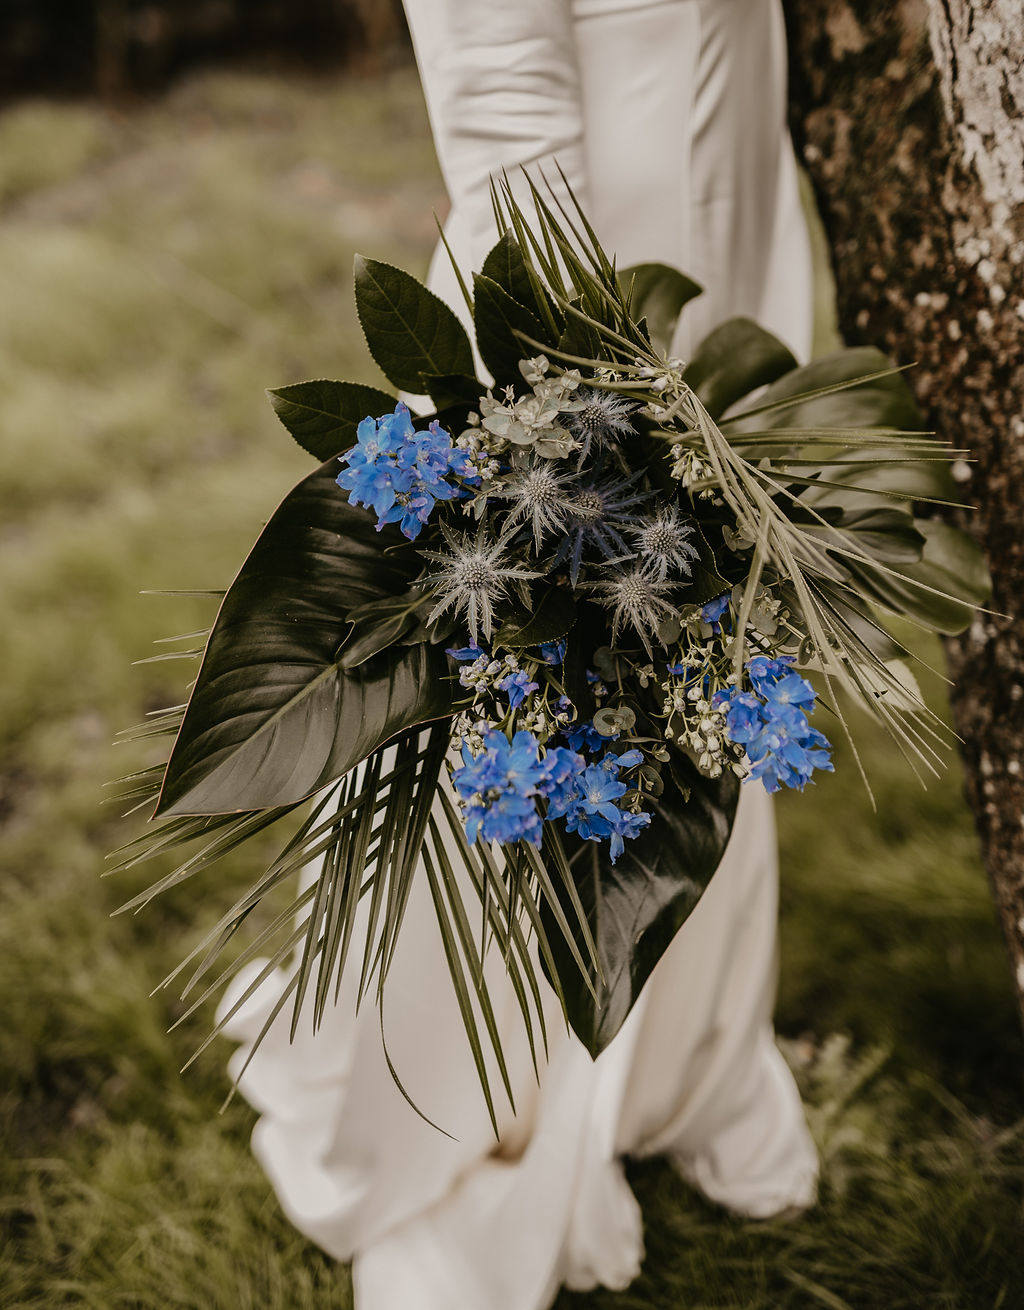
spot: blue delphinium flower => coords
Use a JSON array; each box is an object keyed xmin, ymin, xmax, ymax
[
  {"xmin": 336, "ymin": 404, "xmax": 470, "ymax": 541},
  {"xmin": 714, "ymin": 658, "xmax": 833, "ymax": 793},
  {"xmin": 538, "ymin": 639, "xmax": 566, "ymax": 665},
  {"xmin": 446, "ymin": 643, "xmax": 486, "ymax": 662},
  {"xmin": 497, "ymin": 668, "xmax": 539, "ymax": 710},
  {"xmin": 701, "ymin": 592, "xmax": 731, "ymax": 631},
  {"xmin": 563, "ymin": 718, "xmax": 611, "ymax": 754},
  {"xmin": 545, "ymin": 748, "xmax": 650, "ymax": 862},
  {"xmin": 452, "ymin": 729, "xmax": 586, "ymax": 847}
]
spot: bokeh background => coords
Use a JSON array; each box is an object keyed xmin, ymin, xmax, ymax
[{"xmin": 2, "ymin": 5, "xmax": 1022, "ymax": 1306}]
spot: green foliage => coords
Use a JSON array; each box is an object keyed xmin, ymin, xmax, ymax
[
  {"xmin": 156, "ymin": 478, "xmax": 451, "ymax": 816},
  {"xmin": 618, "ymin": 262, "xmax": 702, "ymax": 356},
  {"xmin": 268, "ymin": 379, "xmax": 397, "ymax": 461},
  {"xmin": 543, "ymin": 755, "xmax": 739, "ymax": 1056},
  {"xmin": 354, "ymin": 254, "xmax": 475, "ymax": 392},
  {"xmin": 683, "ymin": 316, "xmax": 798, "ymax": 418}
]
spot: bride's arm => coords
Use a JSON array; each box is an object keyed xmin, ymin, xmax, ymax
[{"xmin": 401, "ymin": 0, "xmax": 589, "ymax": 266}]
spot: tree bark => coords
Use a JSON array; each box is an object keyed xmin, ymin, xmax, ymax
[{"xmin": 784, "ymin": 0, "xmax": 1024, "ymax": 1024}]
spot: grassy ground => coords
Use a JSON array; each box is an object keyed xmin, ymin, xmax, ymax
[{"xmin": 1, "ymin": 66, "xmax": 1021, "ymax": 1310}]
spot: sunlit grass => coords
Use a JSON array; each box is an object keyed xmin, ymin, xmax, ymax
[{"xmin": 1, "ymin": 65, "xmax": 1021, "ymax": 1310}]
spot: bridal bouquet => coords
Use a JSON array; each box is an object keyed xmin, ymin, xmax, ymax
[{"xmin": 115, "ymin": 180, "xmax": 987, "ymax": 1123}]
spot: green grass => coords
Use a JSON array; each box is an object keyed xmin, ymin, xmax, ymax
[{"xmin": 1, "ymin": 66, "xmax": 1021, "ymax": 1310}]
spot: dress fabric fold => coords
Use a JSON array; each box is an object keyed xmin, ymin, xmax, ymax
[{"xmin": 219, "ymin": 2, "xmax": 818, "ymax": 1305}]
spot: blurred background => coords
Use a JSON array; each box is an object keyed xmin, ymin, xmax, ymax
[{"xmin": 1, "ymin": 6, "xmax": 1022, "ymax": 1308}]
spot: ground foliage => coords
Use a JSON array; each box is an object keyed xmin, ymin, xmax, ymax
[{"xmin": 0, "ymin": 68, "xmax": 1021, "ymax": 1309}]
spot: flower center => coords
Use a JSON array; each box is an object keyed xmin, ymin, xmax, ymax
[{"xmin": 572, "ymin": 489, "xmax": 605, "ymax": 522}]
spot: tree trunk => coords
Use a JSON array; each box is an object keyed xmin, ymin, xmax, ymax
[{"xmin": 784, "ymin": 0, "xmax": 1024, "ymax": 1024}]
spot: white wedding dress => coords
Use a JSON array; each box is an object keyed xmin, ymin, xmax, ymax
[{"xmin": 220, "ymin": 2, "xmax": 818, "ymax": 1305}]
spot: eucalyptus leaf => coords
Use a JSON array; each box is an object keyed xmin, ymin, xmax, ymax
[
  {"xmin": 354, "ymin": 255, "xmax": 475, "ymax": 393},
  {"xmin": 683, "ymin": 318, "xmax": 797, "ymax": 420},
  {"xmin": 156, "ymin": 464, "xmax": 452, "ymax": 816},
  {"xmin": 268, "ymin": 379, "xmax": 396, "ymax": 461},
  {"xmin": 618, "ymin": 263, "xmax": 702, "ymax": 356},
  {"xmin": 540, "ymin": 753, "xmax": 739, "ymax": 1056}
]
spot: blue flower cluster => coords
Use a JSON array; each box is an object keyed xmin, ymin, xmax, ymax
[
  {"xmin": 451, "ymin": 729, "xmax": 581, "ymax": 846},
  {"xmin": 713, "ymin": 655, "xmax": 833, "ymax": 792},
  {"xmin": 336, "ymin": 403, "xmax": 474, "ymax": 540},
  {"xmin": 451, "ymin": 728, "xmax": 651, "ymax": 861},
  {"xmin": 546, "ymin": 748, "xmax": 651, "ymax": 862}
]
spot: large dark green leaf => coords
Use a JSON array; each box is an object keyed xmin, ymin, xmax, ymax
[
  {"xmin": 724, "ymin": 346, "xmax": 922, "ymax": 433},
  {"xmin": 268, "ymin": 379, "xmax": 396, "ymax": 461},
  {"xmin": 472, "ymin": 272, "xmax": 544, "ymax": 385},
  {"xmin": 156, "ymin": 462, "xmax": 452, "ymax": 817},
  {"xmin": 846, "ymin": 518, "xmax": 991, "ymax": 634},
  {"xmin": 540, "ymin": 754, "xmax": 739, "ymax": 1056},
  {"xmin": 354, "ymin": 255, "xmax": 475, "ymax": 393},
  {"xmin": 683, "ymin": 318, "xmax": 797, "ymax": 420},
  {"xmin": 481, "ymin": 230, "xmax": 562, "ymax": 333},
  {"xmin": 619, "ymin": 263, "xmax": 702, "ymax": 356}
]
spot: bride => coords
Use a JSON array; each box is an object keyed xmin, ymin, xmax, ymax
[{"xmin": 220, "ymin": 2, "xmax": 819, "ymax": 1305}]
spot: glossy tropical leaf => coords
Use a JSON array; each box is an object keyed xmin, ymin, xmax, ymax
[
  {"xmin": 472, "ymin": 272, "xmax": 544, "ymax": 385},
  {"xmin": 540, "ymin": 753, "xmax": 740, "ymax": 1056},
  {"xmin": 267, "ymin": 379, "xmax": 397, "ymax": 461},
  {"xmin": 354, "ymin": 255, "xmax": 475, "ymax": 393},
  {"xmin": 683, "ymin": 317, "xmax": 798, "ymax": 420},
  {"xmin": 420, "ymin": 372, "xmax": 482, "ymax": 411},
  {"xmin": 846, "ymin": 518, "xmax": 991, "ymax": 634},
  {"xmin": 155, "ymin": 462, "xmax": 453, "ymax": 816},
  {"xmin": 619, "ymin": 263, "xmax": 703, "ymax": 356},
  {"xmin": 724, "ymin": 346, "xmax": 922, "ymax": 433}
]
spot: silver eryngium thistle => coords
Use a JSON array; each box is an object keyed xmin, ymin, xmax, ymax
[
  {"xmin": 629, "ymin": 503, "xmax": 700, "ymax": 582},
  {"xmin": 421, "ymin": 521, "xmax": 539, "ymax": 642}
]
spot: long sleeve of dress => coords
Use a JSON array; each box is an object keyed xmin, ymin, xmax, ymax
[{"xmin": 403, "ymin": 0, "xmax": 589, "ymax": 271}]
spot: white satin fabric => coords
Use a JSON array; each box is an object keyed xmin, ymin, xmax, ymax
[{"xmin": 220, "ymin": 3, "xmax": 818, "ymax": 1305}]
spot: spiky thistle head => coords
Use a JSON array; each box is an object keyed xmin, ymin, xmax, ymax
[
  {"xmin": 553, "ymin": 467, "xmax": 652, "ymax": 584},
  {"xmin": 566, "ymin": 387, "xmax": 637, "ymax": 464},
  {"xmin": 494, "ymin": 461, "xmax": 575, "ymax": 551},
  {"xmin": 629, "ymin": 503, "xmax": 700, "ymax": 582},
  {"xmin": 585, "ymin": 565, "xmax": 677, "ymax": 652},
  {"xmin": 420, "ymin": 520, "xmax": 540, "ymax": 642}
]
